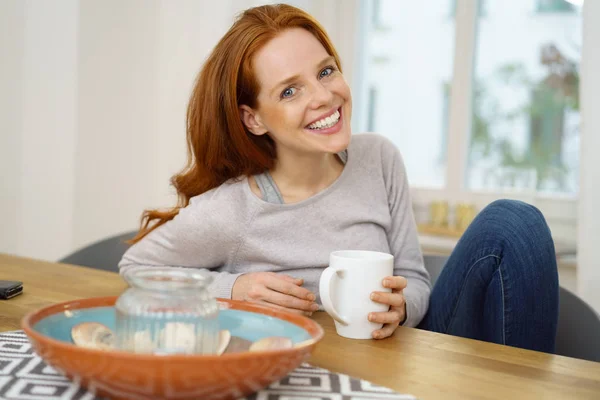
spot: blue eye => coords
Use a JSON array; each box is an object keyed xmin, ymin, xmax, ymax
[
  {"xmin": 281, "ymin": 87, "xmax": 296, "ymax": 99},
  {"xmin": 320, "ymin": 67, "xmax": 334, "ymax": 79}
]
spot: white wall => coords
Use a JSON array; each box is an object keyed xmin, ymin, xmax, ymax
[
  {"xmin": 74, "ymin": 0, "xmax": 161, "ymax": 250},
  {"xmin": 0, "ymin": 0, "xmax": 24, "ymax": 255},
  {"xmin": 0, "ymin": 0, "xmax": 78, "ymax": 259},
  {"xmin": 0, "ymin": 0, "xmax": 354, "ymax": 261},
  {"xmin": 577, "ymin": 0, "xmax": 600, "ymax": 312},
  {"xmin": 22, "ymin": 0, "xmax": 78, "ymax": 259}
]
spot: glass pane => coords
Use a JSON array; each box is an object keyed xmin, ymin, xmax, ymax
[
  {"xmin": 356, "ymin": 0, "xmax": 455, "ymax": 188},
  {"xmin": 467, "ymin": 0, "xmax": 581, "ymax": 195},
  {"xmin": 537, "ymin": 0, "xmax": 575, "ymax": 13}
]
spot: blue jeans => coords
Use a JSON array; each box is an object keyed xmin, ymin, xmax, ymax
[{"xmin": 418, "ymin": 200, "xmax": 559, "ymax": 353}]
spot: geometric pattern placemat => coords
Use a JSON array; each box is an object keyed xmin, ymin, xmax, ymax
[{"xmin": 0, "ymin": 330, "xmax": 416, "ymax": 400}]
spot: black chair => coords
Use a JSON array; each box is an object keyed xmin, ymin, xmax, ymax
[
  {"xmin": 58, "ymin": 231, "xmax": 137, "ymax": 273},
  {"xmin": 423, "ymin": 254, "xmax": 600, "ymax": 363}
]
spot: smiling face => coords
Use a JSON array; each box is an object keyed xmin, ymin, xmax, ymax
[{"xmin": 240, "ymin": 28, "xmax": 352, "ymax": 161}]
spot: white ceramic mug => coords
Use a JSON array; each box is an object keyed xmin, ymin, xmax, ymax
[{"xmin": 319, "ymin": 250, "xmax": 394, "ymax": 339}]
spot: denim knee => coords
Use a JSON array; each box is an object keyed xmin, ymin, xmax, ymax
[{"xmin": 478, "ymin": 199, "xmax": 554, "ymax": 247}]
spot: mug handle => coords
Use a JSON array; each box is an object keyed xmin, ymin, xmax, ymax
[{"xmin": 319, "ymin": 266, "xmax": 348, "ymax": 325}]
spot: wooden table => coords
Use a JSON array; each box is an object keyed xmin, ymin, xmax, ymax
[{"xmin": 1, "ymin": 254, "xmax": 599, "ymax": 399}]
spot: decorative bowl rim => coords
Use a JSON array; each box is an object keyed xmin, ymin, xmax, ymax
[{"xmin": 21, "ymin": 296, "xmax": 324, "ymax": 362}]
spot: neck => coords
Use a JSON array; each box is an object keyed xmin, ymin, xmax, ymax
[{"xmin": 270, "ymin": 151, "xmax": 344, "ymax": 201}]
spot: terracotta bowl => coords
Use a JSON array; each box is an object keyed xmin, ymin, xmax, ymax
[{"xmin": 21, "ymin": 296, "xmax": 324, "ymax": 400}]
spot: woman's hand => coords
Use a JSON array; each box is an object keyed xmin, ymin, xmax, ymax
[
  {"xmin": 232, "ymin": 272, "xmax": 319, "ymax": 316},
  {"xmin": 368, "ymin": 276, "xmax": 408, "ymax": 339}
]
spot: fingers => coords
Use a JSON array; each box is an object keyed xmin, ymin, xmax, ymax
[
  {"xmin": 372, "ymin": 323, "xmax": 398, "ymax": 340},
  {"xmin": 246, "ymin": 274, "xmax": 317, "ymax": 312},
  {"xmin": 272, "ymin": 273, "xmax": 304, "ymax": 286},
  {"xmin": 368, "ymin": 309, "xmax": 404, "ymax": 325},
  {"xmin": 382, "ymin": 276, "xmax": 407, "ymax": 290},
  {"xmin": 370, "ymin": 291, "xmax": 406, "ymax": 308},
  {"xmin": 264, "ymin": 274, "xmax": 315, "ymax": 302},
  {"xmin": 262, "ymin": 288, "xmax": 319, "ymax": 313},
  {"xmin": 234, "ymin": 272, "xmax": 317, "ymax": 314},
  {"xmin": 369, "ymin": 280, "xmax": 407, "ymax": 340}
]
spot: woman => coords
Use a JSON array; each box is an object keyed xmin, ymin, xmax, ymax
[{"xmin": 119, "ymin": 4, "xmax": 558, "ymax": 352}]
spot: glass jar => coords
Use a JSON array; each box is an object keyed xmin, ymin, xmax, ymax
[{"xmin": 115, "ymin": 267, "xmax": 219, "ymax": 355}]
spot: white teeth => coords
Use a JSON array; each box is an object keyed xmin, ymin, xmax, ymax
[{"xmin": 308, "ymin": 110, "xmax": 340, "ymax": 130}]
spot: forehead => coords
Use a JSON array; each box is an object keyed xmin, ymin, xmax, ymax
[{"xmin": 253, "ymin": 28, "xmax": 330, "ymax": 90}]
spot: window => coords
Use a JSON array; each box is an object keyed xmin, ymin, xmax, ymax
[
  {"xmin": 467, "ymin": 1, "xmax": 581, "ymax": 194},
  {"xmin": 371, "ymin": 0, "xmax": 386, "ymax": 29},
  {"xmin": 356, "ymin": 0, "xmax": 455, "ymax": 188},
  {"xmin": 354, "ymin": 0, "xmax": 583, "ymax": 245},
  {"xmin": 440, "ymin": 83, "xmax": 451, "ymax": 166},
  {"xmin": 450, "ymin": 0, "xmax": 487, "ymax": 17},
  {"xmin": 366, "ymin": 87, "xmax": 378, "ymax": 132},
  {"xmin": 537, "ymin": 0, "xmax": 575, "ymax": 13}
]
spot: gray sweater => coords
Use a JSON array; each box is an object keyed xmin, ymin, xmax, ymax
[{"xmin": 119, "ymin": 133, "xmax": 431, "ymax": 327}]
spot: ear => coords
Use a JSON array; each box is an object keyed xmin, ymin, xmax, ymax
[{"xmin": 239, "ymin": 105, "xmax": 268, "ymax": 136}]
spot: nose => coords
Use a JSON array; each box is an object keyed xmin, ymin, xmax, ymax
[{"xmin": 308, "ymin": 81, "xmax": 334, "ymax": 109}]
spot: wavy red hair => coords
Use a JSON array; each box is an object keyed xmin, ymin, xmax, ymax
[{"xmin": 130, "ymin": 4, "xmax": 342, "ymax": 243}]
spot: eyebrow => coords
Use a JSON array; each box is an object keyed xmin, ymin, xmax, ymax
[{"xmin": 269, "ymin": 55, "xmax": 337, "ymax": 97}]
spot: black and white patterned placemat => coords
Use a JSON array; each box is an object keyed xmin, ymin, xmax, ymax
[{"xmin": 0, "ymin": 330, "xmax": 415, "ymax": 400}]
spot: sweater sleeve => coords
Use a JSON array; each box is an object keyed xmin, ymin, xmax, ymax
[
  {"xmin": 118, "ymin": 194, "xmax": 242, "ymax": 299},
  {"xmin": 379, "ymin": 136, "xmax": 432, "ymax": 327}
]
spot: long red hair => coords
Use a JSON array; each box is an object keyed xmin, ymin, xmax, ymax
[{"xmin": 130, "ymin": 4, "xmax": 342, "ymax": 243}]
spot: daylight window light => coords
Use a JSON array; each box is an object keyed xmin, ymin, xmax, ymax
[{"xmin": 564, "ymin": 0, "xmax": 584, "ymax": 6}]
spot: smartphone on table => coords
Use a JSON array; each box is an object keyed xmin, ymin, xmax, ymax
[{"xmin": 0, "ymin": 281, "xmax": 23, "ymax": 299}]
